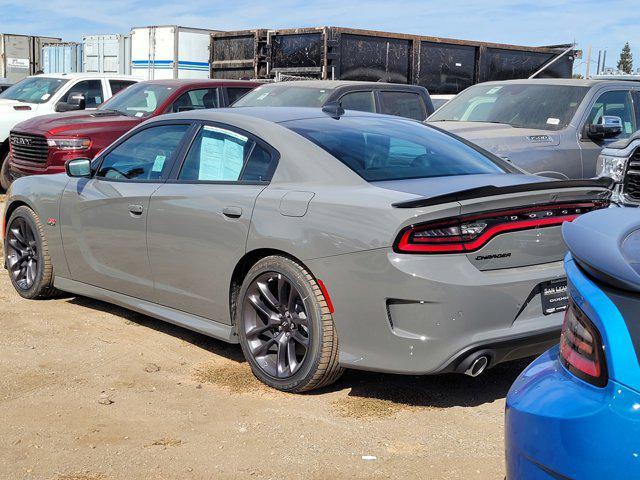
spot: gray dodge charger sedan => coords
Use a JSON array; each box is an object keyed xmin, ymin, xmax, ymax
[{"xmin": 2, "ymin": 106, "xmax": 612, "ymax": 392}]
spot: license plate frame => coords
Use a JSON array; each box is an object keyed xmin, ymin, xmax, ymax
[{"xmin": 541, "ymin": 279, "xmax": 569, "ymax": 315}]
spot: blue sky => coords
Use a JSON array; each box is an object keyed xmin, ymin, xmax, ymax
[{"xmin": 0, "ymin": 0, "xmax": 637, "ymax": 76}]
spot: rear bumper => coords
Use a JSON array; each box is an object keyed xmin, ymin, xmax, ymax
[
  {"xmin": 306, "ymin": 248, "xmax": 566, "ymax": 374},
  {"xmin": 506, "ymin": 347, "xmax": 640, "ymax": 480}
]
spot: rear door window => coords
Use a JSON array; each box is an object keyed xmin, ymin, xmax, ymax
[
  {"xmin": 171, "ymin": 88, "xmax": 220, "ymax": 112},
  {"xmin": 379, "ymin": 91, "xmax": 426, "ymax": 120},
  {"xmin": 109, "ymin": 80, "xmax": 137, "ymax": 95},
  {"xmin": 226, "ymin": 87, "xmax": 254, "ymax": 105},
  {"xmin": 97, "ymin": 124, "xmax": 190, "ymax": 181},
  {"xmin": 339, "ymin": 91, "xmax": 376, "ymax": 113}
]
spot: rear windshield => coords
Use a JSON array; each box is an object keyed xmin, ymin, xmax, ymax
[
  {"xmin": 429, "ymin": 83, "xmax": 589, "ymax": 131},
  {"xmin": 99, "ymin": 82, "xmax": 175, "ymax": 117},
  {"xmin": 232, "ymin": 85, "xmax": 332, "ymax": 107},
  {"xmin": 0, "ymin": 76, "xmax": 68, "ymax": 104},
  {"xmin": 284, "ymin": 116, "xmax": 508, "ymax": 182}
]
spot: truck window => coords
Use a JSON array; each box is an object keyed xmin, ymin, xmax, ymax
[
  {"xmin": 172, "ymin": 88, "xmax": 220, "ymax": 112},
  {"xmin": 60, "ymin": 80, "xmax": 104, "ymax": 108},
  {"xmin": 226, "ymin": 87, "xmax": 253, "ymax": 105},
  {"xmin": 109, "ymin": 80, "xmax": 137, "ymax": 95},
  {"xmin": 379, "ymin": 91, "xmax": 425, "ymax": 120},
  {"xmin": 586, "ymin": 90, "xmax": 636, "ymax": 139},
  {"xmin": 340, "ymin": 91, "xmax": 376, "ymax": 113}
]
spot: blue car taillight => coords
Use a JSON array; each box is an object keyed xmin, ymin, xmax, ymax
[{"xmin": 560, "ymin": 301, "xmax": 608, "ymax": 387}]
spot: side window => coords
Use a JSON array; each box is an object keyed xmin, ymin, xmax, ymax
[
  {"xmin": 339, "ymin": 91, "xmax": 375, "ymax": 113},
  {"xmin": 379, "ymin": 91, "xmax": 425, "ymax": 121},
  {"xmin": 109, "ymin": 80, "xmax": 136, "ymax": 95},
  {"xmin": 227, "ymin": 87, "xmax": 254, "ymax": 105},
  {"xmin": 172, "ymin": 88, "xmax": 219, "ymax": 112},
  {"xmin": 179, "ymin": 125, "xmax": 277, "ymax": 182},
  {"xmin": 60, "ymin": 80, "xmax": 104, "ymax": 108},
  {"xmin": 586, "ymin": 90, "xmax": 636, "ymax": 138},
  {"xmin": 97, "ymin": 124, "xmax": 189, "ymax": 181}
]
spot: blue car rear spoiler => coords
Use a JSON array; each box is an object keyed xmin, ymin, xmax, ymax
[{"xmin": 392, "ymin": 178, "xmax": 614, "ymax": 209}]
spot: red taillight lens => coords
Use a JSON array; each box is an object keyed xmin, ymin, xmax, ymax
[
  {"xmin": 559, "ymin": 301, "xmax": 608, "ymax": 387},
  {"xmin": 394, "ymin": 201, "xmax": 607, "ymax": 254}
]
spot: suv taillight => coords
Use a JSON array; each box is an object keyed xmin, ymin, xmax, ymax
[
  {"xmin": 560, "ymin": 301, "xmax": 608, "ymax": 387},
  {"xmin": 393, "ymin": 202, "xmax": 607, "ymax": 254}
]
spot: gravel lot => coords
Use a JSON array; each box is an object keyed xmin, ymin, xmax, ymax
[{"xmin": 0, "ymin": 194, "xmax": 527, "ymax": 480}]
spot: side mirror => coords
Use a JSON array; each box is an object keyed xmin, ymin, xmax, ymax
[
  {"xmin": 65, "ymin": 158, "xmax": 92, "ymax": 178},
  {"xmin": 586, "ymin": 115, "xmax": 623, "ymax": 141},
  {"xmin": 56, "ymin": 93, "xmax": 86, "ymax": 112}
]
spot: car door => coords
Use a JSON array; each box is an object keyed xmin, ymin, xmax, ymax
[
  {"xmin": 147, "ymin": 122, "xmax": 278, "ymax": 323},
  {"xmin": 338, "ymin": 90, "xmax": 376, "ymax": 113},
  {"xmin": 56, "ymin": 79, "xmax": 105, "ymax": 110},
  {"xmin": 579, "ymin": 89, "xmax": 638, "ymax": 177},
  {"xmin": 60, "ymin": 122, "xmax": 192, "ymax": 300}
]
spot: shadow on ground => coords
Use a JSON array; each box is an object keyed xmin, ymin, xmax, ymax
[{"xmin": 69, "ymin": 294, "xmax": 533, "ymax": 410}]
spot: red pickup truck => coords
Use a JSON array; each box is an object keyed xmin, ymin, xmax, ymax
[{"xmin": 5, "ymin": 79, "xmax": 258, "ymax": 184}]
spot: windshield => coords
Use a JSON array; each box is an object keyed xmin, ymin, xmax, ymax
[
  {"xmin": 0, "ymin": 76, "xmax": 68, "ymax": 104},
  {"xmin": 99, "ymin": 83, "xmax": 175, "ymax": 117},
  {"xmin": 429, "ymin": 83, "xmax": 589, "ymax": 131},
  {"xmin": 284, "ymin": 116, "xmax": 509, "ymax": 182},
  {"xmin": 232, "ymin": 85, "xmax": 332, "ymax": 107}
]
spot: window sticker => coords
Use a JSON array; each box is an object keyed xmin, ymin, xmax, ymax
[
  {"xmin": 198, "ymin": 127, "xmax": 247, "ymax": 181},
  {"xmin": 486, "ymin": 86, "xmax": 502, "ymax": 95},
  {"xmin": 41, "ymin": 93, "xmax": 51, "ymax": 101},
  {"xmin": 152, "ymin": 154, "xmax": 166, "ymax": 172},
  {"xmin": 546, "ymin": 118, "xmax": 560, "ymax": 125}
]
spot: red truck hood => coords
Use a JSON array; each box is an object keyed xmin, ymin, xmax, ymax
[{"xmin": 13, "ymin": 110, "xmax": 143, "ymax": 137}]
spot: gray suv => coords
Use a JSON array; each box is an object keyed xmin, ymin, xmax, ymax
[{"xmin": 429, "ymin": 79, "xmax": 640, "ymax": 179}]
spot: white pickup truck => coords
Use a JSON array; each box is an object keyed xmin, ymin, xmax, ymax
[{"xmin": 0, "ymin": 73, "xmax": 139, "ymax": 190}]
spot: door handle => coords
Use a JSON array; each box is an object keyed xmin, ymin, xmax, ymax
[
  {"xmin": 129, "ymin": 204, "xmax": 144, "ymax": 215},
  {"xmin": 222, "ymin": 206, "xmax": 242, "ymax": 218}
]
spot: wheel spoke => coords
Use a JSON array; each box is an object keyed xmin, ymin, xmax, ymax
[
  {"xmin": 293, "ymin": 311, "xmax": 308, "ymax": 327},
  {"xmin": 287, "ymin": 340, "xmax": 298, "ymax": 373},
  {"xmin": 248, "ymin": 294, "xmax": 278, "ymax": 320},
  {"xmin": 251, "ymin": 337, "xmax": 277, "ymax": 358},
  {"xmin": 246, "ymin": 322, "xmax": 276, "ymax": 338},
  {"xmin": 9, "ymin": 228, "xmax": 27, "ymax": 249},
  {"xmin": 277, "ymin": 275, "xmax": 289, "ymax": 305},
  {"xmin": 287, "ymin": 287, "xmax": 298, "ymax": 313},
  {"xmin": 276, "ymin": 336, "xmax": 289, "ymax": 378},
  {"xmin": 292, "ymin": 330, "xmax": 309, "ymax": 347},
  {"xmin": 257, "ymin": 281, "xmax": 279, "ymax": 310}
]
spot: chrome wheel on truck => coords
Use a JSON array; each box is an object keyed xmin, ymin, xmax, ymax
[{"xmin": 237, "ymin": 255, "xmax": 343, "ymax": 392}]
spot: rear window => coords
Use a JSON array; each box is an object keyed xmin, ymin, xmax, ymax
[
  {"xmin": 379, "ymin": 91, "xmax": 426, "ymax": 120},
  {"xmin": 232, "ymin": 85, "xmax": 332, "ymax": 107},
  {"xmin": 284, "ymin": 116, "xmax": 507, "ymax": 182}
]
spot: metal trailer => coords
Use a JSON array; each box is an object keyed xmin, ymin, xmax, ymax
[
  {"xmin": 131, "ymin": 25, "xmax": 222, "ymax": 80},
  {"xmin": 0, "ymin": 33, "xmax": 62, "ymax": 82},
  {"xmin": 42, "ymin": 42, "xmax": 83, "ymax": 74},
  {"xmin": 83, "ymin": 34, "xmax": 131, "ymax": 75},
  {"xmin": 210, "ymin": 26, "xmax": 578, "ymax": 93}
]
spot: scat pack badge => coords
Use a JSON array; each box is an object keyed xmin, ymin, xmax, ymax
[{"xmin": 47, "ymin": 218, "xmax": 57, "ymax": 227}]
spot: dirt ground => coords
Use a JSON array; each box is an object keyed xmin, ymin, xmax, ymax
[{"xmin": 0, "ymin": 194, "xmax": 528, "ymax": 480}]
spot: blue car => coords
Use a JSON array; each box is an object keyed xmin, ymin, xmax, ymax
[{"xmin": 505, "ymin": 207, "xmax": 640, "ymax": 479}]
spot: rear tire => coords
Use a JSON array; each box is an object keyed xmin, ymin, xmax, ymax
[
  {"xmin": 4, "ymin": 206, "xmax": 59, "ymax": 299},
  {"xmin": 237, "ymin": 255, "xmax": 344, "ymax": 392},
  {"xmin": 0, "ymin": 152, "xmax": 11, "ymax": 192}
]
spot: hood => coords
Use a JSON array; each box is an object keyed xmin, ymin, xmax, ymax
[
  {"xmin": 13, "ymin": 110, "xmax": 142, "ymax": 136},
  {"xmin": 429, "ymin": 121, "xmax": 561, "ymax": 158},
  {"xmin": 372, "ymin": 173, "xmax": 546, "ymax": 199}
]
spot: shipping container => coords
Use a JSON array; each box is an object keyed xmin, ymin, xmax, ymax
[
  {"xmin": 0, "ymin": 33, "xmax": 62, "ymax": 82},
  {"xmin": 131, "ymin": 25, "xmax": 221, "ymax": 80},
  {"xmin": 83, "ymin": 34, "xmax": 131, "ymax": 74},
  {"xmin": 42, "ymin": 42, "xmax": 83, "ymax": 74},
  {"xmin": 211, "ymin": 27, "xmax": 578, "ymax": 94}
]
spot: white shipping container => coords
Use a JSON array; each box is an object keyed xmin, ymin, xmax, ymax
[
  {"xmin": 83, "ymin": 34, "xmax": 131, "ymax": 75},
  {"xmin": 0, "ymin": 34, "xmax": 61, "ymax": 82},
  {"xmin": 130, "ymin": 25, "xmax": 220, "ymax": 80}
]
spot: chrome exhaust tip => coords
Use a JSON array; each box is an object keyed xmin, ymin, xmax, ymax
[{"xmin": 464, "ymin": 355, "xmax": 489, "ymax": 377}]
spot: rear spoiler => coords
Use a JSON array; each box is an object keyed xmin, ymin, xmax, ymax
[{"xmin": 392, "ymin": 178, "xmax": 614, "ymax": 209}]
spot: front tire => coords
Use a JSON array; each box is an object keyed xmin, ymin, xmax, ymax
[
  {"xmin": 4, "ymin": 206, "xmax": 58, "ymax": 299},
  {"xmin": 237, "ymin": 255, "xmax": 343, "ymax": 392},
  {"xmin": 0, "ymin": 152, "xmax": 11, "ymax": 191}
]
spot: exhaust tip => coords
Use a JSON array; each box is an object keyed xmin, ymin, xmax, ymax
[{"xmin": 464, "ymin": 355, "xmax": 489, "ymax": 377}]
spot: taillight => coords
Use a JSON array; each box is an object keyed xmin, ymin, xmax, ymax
[
  {"xmin": 559, "ymin": 301, "xmax": 608, "ymax": 387},
  {"xmin": 393, "ymin": 201, "xmax": 607, "ymax": 254}
]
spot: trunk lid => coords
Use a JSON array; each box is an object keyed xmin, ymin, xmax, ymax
[{"xmin": 379, "ymin": 175, "xmax": 612, "ymax": 271}]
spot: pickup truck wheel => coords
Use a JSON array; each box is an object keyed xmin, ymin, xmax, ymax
[
  {"xmin": 4, "ymin": 206, "xmax": 59, "ymax": 299},
  {"xmin": 237, "ymin": 255, "xmax": 344, "ymax": 393},
  {"xmin": 0, "ymin": 152, "xmax": 11, "ymax": 191}
]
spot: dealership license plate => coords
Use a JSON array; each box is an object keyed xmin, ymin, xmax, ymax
[{"xmin": 541, "ymin": 279, "xmax": 569, "ymax": 315}]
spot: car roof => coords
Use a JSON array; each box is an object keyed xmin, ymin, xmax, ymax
[
  {"xmin": 254, "ymin": 80, "xmax": 423, "ymax": 90},
  {"xmin": 477, "ymin": 78, "xmax": 640, "ymax": 88},
  {"xmin": 140, "ymin": 78, "xmax": 262, "ymax": 87},
  {"xmin": 31, "ymin": 72, "xmax": 140, "ymax": 80}
]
